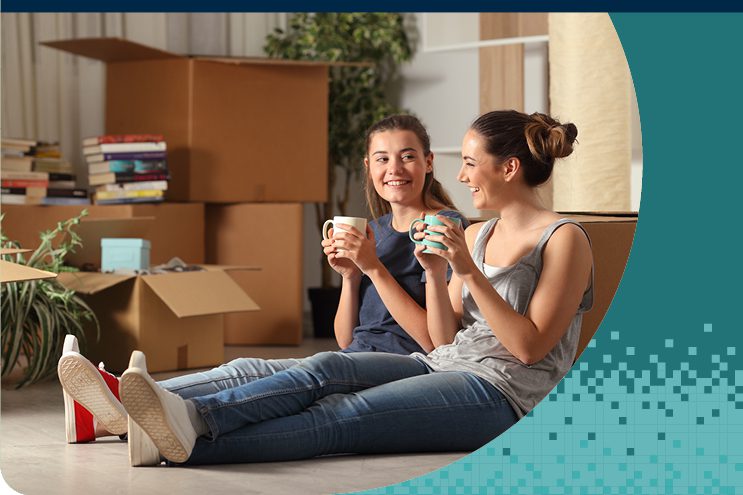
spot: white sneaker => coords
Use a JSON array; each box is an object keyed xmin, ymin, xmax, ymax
[
  {"xmin": 128, "ymin": 417, "xmax": 162, "ymax": 467},
  {"xmin": 58, "ymin": 334, "xmax": 128, "ymax": 440},
  {"xmin": 120, "ymin": 351, "xmax": 198, "ymax": 464}
]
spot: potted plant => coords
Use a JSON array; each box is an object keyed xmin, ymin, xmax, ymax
[
  {"xmin": 265, "ymin": 13, "xmax": 415, "ymax": 337},
  {"xmin": 1, "ymin": 211, "xmax": 99, "ymax": 387}
]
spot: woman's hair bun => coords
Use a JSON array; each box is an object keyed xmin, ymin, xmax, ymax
[{"xmin": 525, "ymin": 113, "xmax": 578, "ymax": 162}]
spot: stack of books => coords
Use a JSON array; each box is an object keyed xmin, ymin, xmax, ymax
[
  {"xmin": 84, "ymin": 134, "xmax": 169, "ymax": 205},
  {"xmin": 1, "ymin": 138, "xmax": 89, "ymax": 205}
]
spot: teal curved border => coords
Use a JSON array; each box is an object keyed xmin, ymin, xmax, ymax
[{"xmin": 353, "ymin": 13, "xmax": 743, "ymax": 494}]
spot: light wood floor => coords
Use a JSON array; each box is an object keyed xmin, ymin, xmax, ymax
[{"xmin": 1, "ymin": 339, "xmax": 464, "ymax": 494}]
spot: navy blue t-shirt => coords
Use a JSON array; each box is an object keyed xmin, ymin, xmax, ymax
[{"xmin": 342, "ymin": 210, "xmax": 470, "ymax": 355}]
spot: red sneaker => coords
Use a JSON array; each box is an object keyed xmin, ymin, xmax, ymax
[{"xmin": 58, "ymin": 335, "xmax": 128, "ymax": 443}]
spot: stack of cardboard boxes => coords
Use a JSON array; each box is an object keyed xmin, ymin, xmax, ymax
[{"xmin": 2, "ymin": 38, "xmax": 332, "ymax": 371}]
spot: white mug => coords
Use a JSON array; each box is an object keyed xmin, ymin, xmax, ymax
[{"xmin": 322, "ymin": 216, "xmax": 367, "ymax": 240}]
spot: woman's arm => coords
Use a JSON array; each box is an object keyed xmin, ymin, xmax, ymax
[
  {"xmin": 457, "ymin": 224, "xmax": 592, "ymax": 365},
  {"xmin": 414, "ymin": 222, "xmax": 481, "ymax": 348},
  {"xmin": 322, "ymin": 231, "xmax": 362, "ymax": 349},
  {"xmin": 333, "ymin": 224, "xmax": 434, "ymax": 352},
  {"xmin": 333, "ymin": 274, "xmax": 361, "ymax": 349}
]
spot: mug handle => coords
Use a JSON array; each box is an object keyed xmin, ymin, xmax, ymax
[
  {"xmin": 409, "ymin": 218, "xmax": 425, "ymax": 244},
  {"xmin": 322, "ymin": 220, "xmax": 334, "ymax": 240}
]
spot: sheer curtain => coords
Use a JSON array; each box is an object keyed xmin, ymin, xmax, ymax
[{"xmin": 1, "ymin": 13, "xmax": 286, "ymax": 176}]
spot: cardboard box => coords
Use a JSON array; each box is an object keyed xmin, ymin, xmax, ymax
[
  {"xmin": 206, "ymin": 203, "xmax": 303, "ymax": 345},
  {"xmin": 563, "ymin": 213, "xmax": 637, "ymax": 358},
  {"xmin": 1, "ymin": 203, "xmax": 204, "ymax": 267},
  {"xmin": 57, "ymin": 267, "xmax": 260, "ymax": 373},
  {"xmin": 0, "ymin": 248, "xmax": 57, "ymax": 283},
  {"xmin": 42, "ymin": 38, "xmax": 329, "ymax": 203}
]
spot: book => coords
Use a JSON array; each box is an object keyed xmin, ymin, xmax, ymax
[
  {"xmin": 88, "ymin": 160, "xmax": 167, "ymax": 175},
  {"xmin": 48, "ymin": 180, "xmax": 77, "ymax": 189},
  {"xmin": 33, "ymin": 157, "xmax": 74, "ymax": 174},
  {"xmin": 1, "ymin": 186, "xmax": 46, "ymax": 197},
  {"xmin": 82, "ymin": 141, "xmax": 167, "ymax": 155},
  {"xmin": 0, "ymin": 194, "xmax": 44, "ymax": 205},
  {"xmin": 94, "ymin": 189, "xmax": 164, "ymax": 201},
  {"xmin": 42, "ymin": 197, "xmax": 91, "ymax": 205},
  {"xmin": 1, "ymin": 156, "xmax": 34, "ymax": 172},
  {"xmin": 88, "ymin": 171, "xmax": 170, "ymax": 186},
  {"xmin": 94, "ymin": 196, "xmax": 165, "ymax": 205},
  {"xmin": 1, "ymin": 138, "xmax": 37, "ymax": 148},
  {"xmin": 95, "ymin": 180, "xmax": 168, "ymax": 192},
  {"xmin": 47, "ymin": 188, "xmax": 88, "ymax": 198},
  {"xmin": 48, "ymin": 173, "xmax": 75, "ymax": 181},
  {"xmin": 48, "ymin": 173, "xmax": 76, "ymax": 189},
  {"xmin": 1, "ymin": 147, "xmax": 32, "ymax": 157},
  {"xmin": 82, "ymin": 134, "xmax": 165, "ymax": 147},
  {"xmin": 2, "ymin": 171, "xmax": 49, "ymax": 181},
  {"xmin": 2, "ymin": 179, "xmax": 50, "ymax": 188},
  {"xmin": 86, "ymin": 151, "xmax": 167, "ymax": 163}
]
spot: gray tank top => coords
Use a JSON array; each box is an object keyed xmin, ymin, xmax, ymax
[{"xmin": 413, "ymin": 218, "xmax": 594, "ymax": 418}]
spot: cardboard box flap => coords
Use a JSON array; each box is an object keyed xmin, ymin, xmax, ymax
[
  {"xmin": 199, "ymin": 264, "xmax": 261, "ymax": 273},
  {"xmin": 0, "ymin": 259, "xmax": 57, "ymax": 284},
  {"xmin": 141, "ymin": 270, "xmax": 259, "ymax": 318},
  {"xmin": 194, "ymin": 56, "xmax": 370, "ymax": 68},
  {"xmin": 41, "ymin": 38, "xmax": 180, "ymax": 63},
  {"xmin": 57, "ymin": 271, "xmax": 136, "ymax": 294},
  {"xmin": 560, "ymin": 211, "xmax": 639, "ymax": 223},
  {"xmin": 1, "ymin": 248, "xmax": 32, "ymax": 255}
]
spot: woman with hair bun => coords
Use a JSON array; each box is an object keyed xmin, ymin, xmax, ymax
[{"xmin": 113, "ymin": 110, "xmax": 594, "ymax": 465}]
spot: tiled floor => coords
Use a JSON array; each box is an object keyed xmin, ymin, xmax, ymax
[{"xmin": 1, "ymin": 340, "xmax": 464, "ymax": 494}]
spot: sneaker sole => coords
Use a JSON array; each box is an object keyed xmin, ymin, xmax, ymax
[
  {"xmin": 120, "ymin": 372, "xmax": 190, "ymax": 464},
  {"xmin": 58, "ymin": 354, "xmax": 128, "ymax": 436},
  {"xmin": 128, "ymin": 417, "xmax": 162, "ymax": 467}
]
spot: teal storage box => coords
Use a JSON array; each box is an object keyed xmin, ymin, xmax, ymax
[{"xmin": 101, "ymin": 238, "xmax": 151, "ymax": 272}]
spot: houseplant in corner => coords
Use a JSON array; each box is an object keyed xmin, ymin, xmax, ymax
[
  {"xmin": 265, "ymin": 13, "xmax": 414, "ymax": 337},
  {"xmin": 1, "ymin": 212, "xmax": 98, "ymax": 387}
]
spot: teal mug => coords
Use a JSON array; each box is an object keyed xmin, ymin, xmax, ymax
[{"xmin": 409, "ymin": 215, "xmax": 462, "ymax": 253}]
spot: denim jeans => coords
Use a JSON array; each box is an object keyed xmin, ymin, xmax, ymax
[
  {"xmin": 158, "ymin": 357, "xmax": 301, "ymax": 399},
  {"xmin": 183, "ymin": 351, "xmax": 518, "ymax": 465}
]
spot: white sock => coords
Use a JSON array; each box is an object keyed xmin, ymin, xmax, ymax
[{"xmin": 184, "ymin": 399, "xmax": 209, "ymax": 436}]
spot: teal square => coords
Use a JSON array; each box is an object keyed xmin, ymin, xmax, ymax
[
  {"xmin": 704, "ymin": 323, "xmax": 712, "ymax": 332},
  {"xmin": 650, "ymin": 355, "xmax": 658, "ymax": 363},
  {"xmin": 611, "ymin": 331, "xmax": 619, "ymax": 340},
  {"xmin": 727, "ymin": 347, "xmax": 736, "ymax": 356},
  {"xmin": 626, "ymin": 347, "xmax": 635, "ymax": 355},
  {"xmin": 688, "ymin": 347, "xmax": 697, "ymax": 356},
  {"xmin": 665, "ymin": 339, "xmax": 674, "ymax": 348},
  {"xmin": 603, "ymin": 354, "xmax": 612, "ymax": 363}
]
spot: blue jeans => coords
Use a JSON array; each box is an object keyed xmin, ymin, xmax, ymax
[
  {"xmin": 183, "ymin": 352, "xmax": 518, "ymax": 465},
  {"xmin": 159, "ymin": 357, "xmax": 301, "ymax": 399}
]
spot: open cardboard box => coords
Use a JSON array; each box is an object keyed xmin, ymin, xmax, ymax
[
  {"xmin": 42, "ymin": 38, "xmax": 331, "ymax": 203},
  {"xmin": 57, "ymin": 266, "xmax": 260, "ymax": 373},
  {"xmin": 0, "ymin": 248, "xmax": 57, "ymax": 284},
  {"xmin": 48, "ymin": 216, "xmax": 261, "ymax": 373}
]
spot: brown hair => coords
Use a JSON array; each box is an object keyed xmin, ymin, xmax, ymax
[
  {"xmin": 470, "ymin": 110, "xmax": 578, "ymax": 187},
  {"xmin": 364, "ymin": 114, "xmax": 457, "ymax": 219}
]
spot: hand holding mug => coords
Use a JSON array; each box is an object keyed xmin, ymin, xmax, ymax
[
  {"xmin": 322, "ymin": 230, "xmax": 360, "ymax": 280},
  {"xmin": 410, "ymin": 215, "xmax": 474, "ymax": 276},
  {"xmin": 332, "ymin": 223, "xmax": 380, "ymax": 274},
  {"xmin": 322, "ymin": 216, "xmax": 380, "ymax": 275}
]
